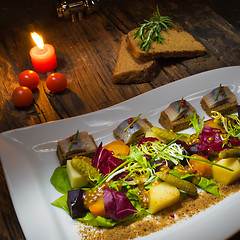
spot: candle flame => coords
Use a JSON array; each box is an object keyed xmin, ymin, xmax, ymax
[{"xmin": 31, "ymin": 32, "xmax": 44, "ymax": 50}]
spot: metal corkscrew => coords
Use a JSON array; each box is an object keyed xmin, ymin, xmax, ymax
[{"xmin": 56, "ymin": 0, "xmax": 98, "ymax": 22}]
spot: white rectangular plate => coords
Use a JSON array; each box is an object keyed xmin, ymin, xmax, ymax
[{"xmin": 1, "ymin": 66, "xmax": 240, "ymax": 240}]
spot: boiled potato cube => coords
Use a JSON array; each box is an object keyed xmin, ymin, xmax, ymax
[
  {"xmin": 148, "ymin": 182, "xmax": 180, "ymax": 214},
  {"xmin": 212, "ymin": 158, "xmax": 240, "ymax": 185},
  {"xmin": 66, "ymin": 160, "xmax": 88, "ymax": 188}
]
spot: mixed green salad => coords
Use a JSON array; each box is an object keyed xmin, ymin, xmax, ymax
[{"xmin": 50, "ymin": 110, "xmax": 240, "ymax": 228}]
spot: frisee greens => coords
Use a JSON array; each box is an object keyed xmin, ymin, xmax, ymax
[
  {"xmin": 188, "ymin": 112, "xmax": 205, "ymax": 138},
  {"xmin": 211, "ymin": 111, "xmax": 240, "ymax": 139}
]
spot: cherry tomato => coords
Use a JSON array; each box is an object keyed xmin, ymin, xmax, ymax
[
  {"xmin": 46, "ymin": 73, "xmax": 67, "ymax": 93},
  {"xmin": 18, "ymin": 70, "xmax": 40, "ymax": 90},
  {"xmin": 12, "ymin": 86, "xmax": 33, "ymax": 107}
]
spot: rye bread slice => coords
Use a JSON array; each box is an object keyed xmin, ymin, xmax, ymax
[
  {"xmin": 126, "ymin": 28, "xmax": 206, "ymax": 62},
  {"xmin": 113, "ymin": 35, "xmax": 160, "ymax": 84}
]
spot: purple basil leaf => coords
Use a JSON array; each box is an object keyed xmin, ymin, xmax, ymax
[{"xmin": 103, "ymin": 188, "xmax": 138, "ymax": 221}]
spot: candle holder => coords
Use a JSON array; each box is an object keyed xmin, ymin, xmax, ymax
[{"xmin": 56, "ymin": 0, "xmax": 98, "ymax": 22}]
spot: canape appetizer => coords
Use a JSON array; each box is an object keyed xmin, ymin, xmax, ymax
[
  {"xmin": 159, "ymin": 99, "xmax": 198, "ymax": 132},
  {"xmin": 113, "ymin": 115, "xmax": 152, "ymax": 145},
  {"xmin": 57, "ymin": 131, "xmax": 97, "ymax": 165},
  {"xmin": 200, "ymin": 85, "xmax": 238, "ymax": 116}
]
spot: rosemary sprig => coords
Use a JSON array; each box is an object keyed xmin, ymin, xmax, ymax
[{"xmin": 134, "ymin": 6, "xmax": 173, "ymax": 51}]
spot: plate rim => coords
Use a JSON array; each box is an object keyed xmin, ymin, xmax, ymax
[{"xmin": 1, "ymin": 66, "xmax": 240, "ymax": 240}]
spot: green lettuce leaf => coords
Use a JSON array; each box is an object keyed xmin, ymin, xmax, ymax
[
  {"xmin": 197, "ymin": 177, "xmax": 220, "ymax": 197},
  {"xmin": 77, "ymin": 212, "xmax": 118, "ymax": 227},
  {"xmin": 126, "ymin": 188, "xmax": 150, "ymax": 216},
  {"xmin": 51, "ymin": 194, "xmax": 69, "ymax": 214},
  {"xmin": 50, "ymin": 165, "xmax": 72, "ymax": 194},
  {"xmin": 169, "ymin": 169, "xmax": 220, "ymax": 196},
  {"xmin": 169, "ymin": 169, "xmax": 195, "ymax": 181}
]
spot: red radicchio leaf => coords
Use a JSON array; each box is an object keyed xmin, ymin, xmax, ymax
[
  {"xmin": 103, "ymin": 188, "xmax": 138, "ymax": 221},
  {"xmin": 99, "ymin": 155, "xmax": 124, "ymax": 176},
  {"xmin": 92, "ymin": 143, "xmax": 125, "ymax": 177}
]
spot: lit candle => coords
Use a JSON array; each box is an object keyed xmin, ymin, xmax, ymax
[{"xmin": 29, "ymin": 32, "xmax": 57, "ymax": 73}]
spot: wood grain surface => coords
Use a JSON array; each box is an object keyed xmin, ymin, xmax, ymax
[{"xmin": 0, "ymin": 0, "xmax": 239, "ymax": 239}]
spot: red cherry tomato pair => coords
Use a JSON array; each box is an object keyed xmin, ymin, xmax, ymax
[
  {"xmin": 12, "ymin": 70, "xmax": 39, "ymax": 107},
  {"xmin": 18, "ymin": 70, "xmax": 67, "ymax": 93},
  {"xmin": 12, "ymin": 70, "xmax": 67, "ymax": 107}
]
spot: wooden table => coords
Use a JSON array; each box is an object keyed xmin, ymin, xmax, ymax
[{"xmin": 0, "ymin": 0, "xmax": 239, "ymax": 239}]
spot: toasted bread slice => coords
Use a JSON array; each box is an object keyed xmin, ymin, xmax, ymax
[
  {"xmin": 113, "ymin": 35, "xmax": 160, "ymax": 84},
  {"xmin": 126, "ymin": 28, "xmax": 206, "ymax": 62}
]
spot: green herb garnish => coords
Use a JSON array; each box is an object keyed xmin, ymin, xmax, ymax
[
  {"xmin": 160, "ymin": 134, "xmax": 183, "ymax": 152},
  {"xmin": 68, "ymin": 130, "xmax": 79, "ymax": 152},
  {"xmin": 188, "ymin": 112, "xmax": 205, "ymax": 138},
  {"xmin": 91, "ymin": 158, "xmax": 133, "ymax": 192},
  {"xmin": 176, "ymin": 98, "xmax": 184, "ymax": 112},
  {"xmin": 124, "ymin": 114, "xmax": 142, "ymax": 132},
  {"xmin": 134, "ymin": 6, "xmax": 173, "ymax": 51},
  {"xmin": 215, "ymin": 84, "xmax": 222, "ymax": 101},
  {"xmin": 178, "ymin": 154, "xmax": 233, "ymax": 172}
]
